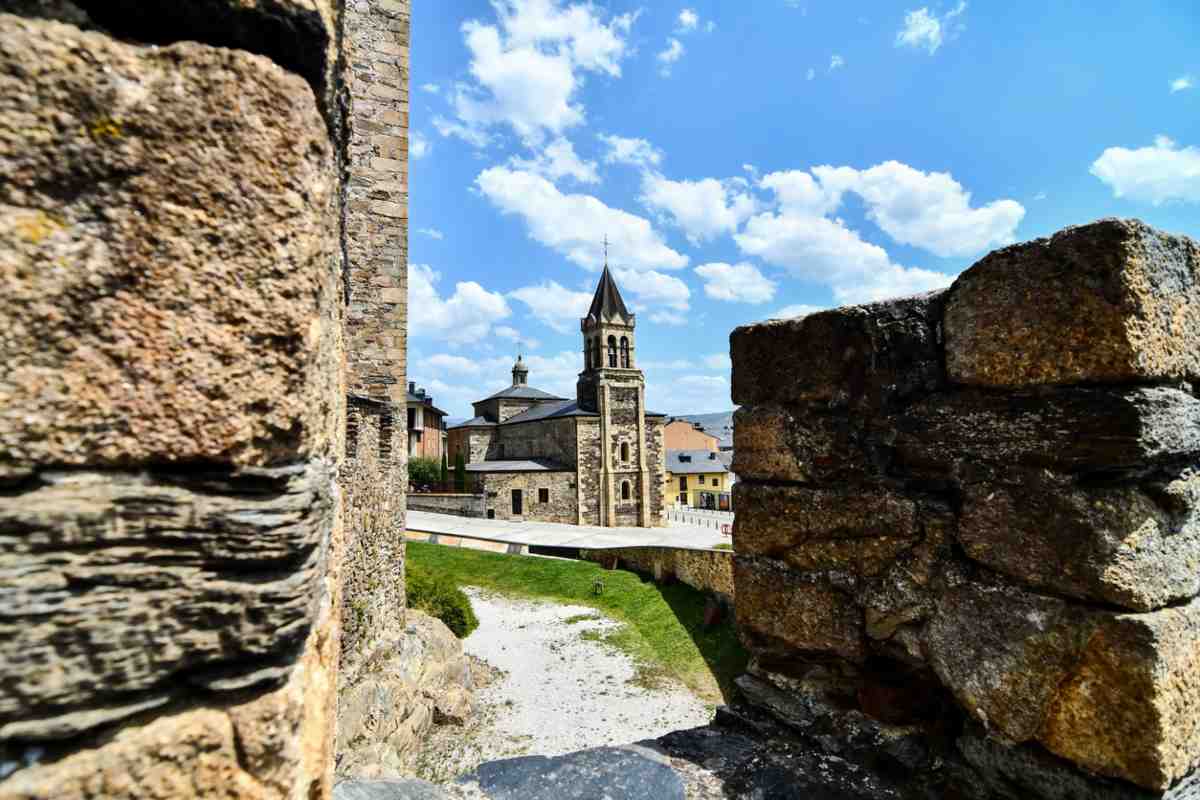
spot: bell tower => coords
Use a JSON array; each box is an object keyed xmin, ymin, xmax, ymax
[{"xmin": 577, "ymin": 257, "xmax": 652, "ymax": 526}]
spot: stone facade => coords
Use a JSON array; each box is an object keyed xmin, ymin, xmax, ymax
[
  {"xmin": 731, "ymin": 218, "xmax": 1200, "ymax": 798},
  {"xmin": 0, "ymin": 2, "xmax": 348, "ymax": 795},
  {"xmin": 479, "ymin": 470, "xmax": 577, "ymax": 523}
]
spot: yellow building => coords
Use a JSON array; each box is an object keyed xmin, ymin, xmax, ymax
[{"xmin": 665, "ymin": 449, "xmax": 734, "ymax": 511}]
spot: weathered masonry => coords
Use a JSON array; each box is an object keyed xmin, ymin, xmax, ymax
[
  {"xmin": 0, "ymin": 0, "xmax": 410, "ymax": 796},
  {"xmin": 732, "ymin": 218, "xmax": 1200, "ymax": 799}
]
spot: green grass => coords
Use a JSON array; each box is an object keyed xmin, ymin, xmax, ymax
[{"xmin": 408, "ymin": 541, "xmax": 748, "ymax": 702}]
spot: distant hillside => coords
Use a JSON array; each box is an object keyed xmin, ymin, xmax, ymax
[{"xmin": 674, "ymin": 411, "xmax": 735, "ymax": 447}]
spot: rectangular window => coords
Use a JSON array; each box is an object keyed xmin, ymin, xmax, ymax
[
  {"xmin": 712, "ymin": 478, "xmax": 719, "ymax": 486},
  {"xmin": 678, "ymin": 476, "xmax": 687, "ymax": 491},
  {"xmin": 538, "ymin": 488, "xmax": 549, "ymax": 503}
]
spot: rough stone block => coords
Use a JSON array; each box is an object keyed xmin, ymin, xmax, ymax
[
  {"xmin": 892, "ymin": 386, "xmax": 1200, "ymax": 481},
  {"xmin": 734, "ymin": 556, "xmax": 865, "ymax": 662},
  {"xmin": 945, "ymin": 218, "xmax": 1200, "ymax": 388},
  {"xmin": 927, "ymin": 582, "xmax": 1200, "ymax": 791},
  {"xmin": 731, "ymin": 291, "xmax": 945, "ymax": 410},
  {"xmin": 0, "ymin": 17, "xmax": 341, "ymax": 480},
  {"xmin": 960, "ymin": 470, "xmax": 1200, "ymax": 611},
  {"xmin": 734, "ymin": 484, "xmax": 919, "ymax": 576},
  {"xmin": 732, "ymin": 405, "xmax": 879, "ymax": 484},
  {"xmin": 0, "ymin": 464, "xmax": 332, "ymax": 741}
]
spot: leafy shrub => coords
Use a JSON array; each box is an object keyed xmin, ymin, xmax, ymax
[
  {"xmin": 409, "ymin": 456, "xmax": 442, "ymax": 487},
  {"xmin": 407, "ymin": 563, "xmax": 479, "ymax": 638}
]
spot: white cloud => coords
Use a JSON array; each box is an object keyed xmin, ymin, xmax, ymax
[
  {"xmin": 613, "ymin": 267, "xmax": 691, "ymax": 312},
  {"xmin": 433, "ymin": 114, "xmax": 491, "ymax": 147},
  {"xmin": 1091, "ymin": 135, "xmax": 1200, "ymax": 205},
  {"xmin": 412, "ymin": 349, "xmax": 585, "ymax": 415},
  {"xmin": 410, "ymin": 131, "xmax": 431, "ymax": 159},
  {"xmin": 416, "ymin": 227, "xmax": 444, "ymax": 239},
  {"xmin": 409, "ymin": 264, "xmax": 512, "ymax": 345},
  {"xmin": 447, "ymin": 0, "xmax": 638, "ymax": 145},
  {"xmin": 640, "ymin": 173, "xmax": 758, "ymax": 243},
  {"xmin": 821, "ymin": 161, "xmax": 1025, "ymax": 257},
  {"xmin": 509, "ymin": 136, "xmax": 600, "ymax": 184},
  {"xmin": 493, "ymin": 326, "xmax": 540, "ymax": 349},
  {"xmin": 599, "ymin": 133, "xmax": 663, "ymax": 168},
  {"xmin": 1033, "ymin": 191, "xmax": 1047, "ymax": 201},
  {"xmin": 806, "ymin": 67, "xmax": 815, "ymax": 81},
  {"xmin": 736, "ymin": 209, "xmax": 955, "ymax": 304},
  {"xmin": 1171, "ymin": 75, "xmax": 1195, "ymax": 93},
  {"xmin": 645, "ymin": 373, "xmax": 731, "ymax": 415},
  {"xmin": 509, "ymin": 280, "xmax": 594, "ymax": 332},
  {"xmin": 895, "ymin": 2, "xmax": 966, "ymax": 55},
  {"xmin": 677, "ymin": 8, "xmax": 699, "ymax": 31},
  {"xmin": 829, "ymin": 54, "xmax": 845, "ymax": 71},
  {"xmin": 476, "ymin": 166, "xmax": 689, "ymax": 271},
  {"xmin": 703, "ymin": 353, "xmax": 731, "ymax": 370},
  {"xmin": 649, "ymin": 310, "xmax": 688, "ymax": 325},
  {"xmin": 421, "ymin": 82, "xmax": 440, "ymax": 94},
  {"xmin": 694, "ymin": 262, "xmax": 777, "ymax": 303},
  {"xmin": 773, "ymin": 303, "xmax": 824, "ymax": 319},
  {"xmin": 657, "ymin": 37, "xmax": 685, "ymax": 75}
]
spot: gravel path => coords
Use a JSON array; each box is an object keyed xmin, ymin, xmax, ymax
[{"xmin": 413, "ymin": 587, "xmax": 713, "ymax": 781}]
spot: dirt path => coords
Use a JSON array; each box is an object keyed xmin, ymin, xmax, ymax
[{"xmin": 413, "ymin": 587, "xmax": 714, "ymax": 781}]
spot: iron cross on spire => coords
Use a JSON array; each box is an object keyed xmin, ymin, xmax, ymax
[{"xmin": 603, "ymin": 234, "xmax": 608, "ymax": 268}]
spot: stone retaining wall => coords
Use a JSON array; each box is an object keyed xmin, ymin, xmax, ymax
[
  {"xmin": 407, "ymin": 493, "xmax": 488, "ymax": 518},
  {"xmin": 583, "ymin": 547, "xmax": 734, "ymax": 602},
  {"xmin": 731, "ymin": 218, "xmax": 1200, "ymax": 799}
]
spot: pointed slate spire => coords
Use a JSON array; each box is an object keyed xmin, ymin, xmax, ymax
[{"xmin": 586, "ymin": 265, "xmax": 632, "ymax": 322}]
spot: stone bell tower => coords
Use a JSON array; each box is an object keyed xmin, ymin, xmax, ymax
[{"xmin": 577, "ymin": 264, "xmax": 653, "ymax": 526}]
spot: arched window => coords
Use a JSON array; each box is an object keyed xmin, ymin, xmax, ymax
[
  {"xmin": 621, "ymin": 480, "xmax": 631, "ymax": 500},
  {"xmin": 620, "ymin": 442, "xmax": 629, "ymax": 462},
  {"xmin": 585, "ymin": 342, "xmax": 592, "ymax": 369},
  {"xmin": 607, "ymin": 335, "xmax": 617, "ymax": 367},
  {"xmin": 593, "ymin": 338, "xmax": 601, "ymax": 370},
  {"xmin": 619, "ymin": 337, "xmax": 630, "ymax": 368}
]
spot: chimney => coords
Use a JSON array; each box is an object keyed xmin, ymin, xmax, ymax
[{"xmin": 408, "ymin": 381, "xmax": 415, "ymax": 393}]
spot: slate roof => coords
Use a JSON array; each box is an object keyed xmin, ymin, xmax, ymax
[
  {"xmin": 585, "ymin": 265, "xmax": 632, "ymax": 322},
  {"xmin": 503, "ymin": 399, "xmax": 598, "ymax": 425},
  {"xmin": 666, "ymin": 448, "xmax": 729, "ymax": 474},
  {"xmin": 464, "ymin": 459, "xmax": 570, "ymax": 472},
  {"xmin": 480, "ymin": 384, "xmax": 566, "ymax": 402},
  {"xmin": 447, "ymin": 415, "xmax": 496, "ymax": 430},
  {"xmin": 407, "ymin": 394, "xmax": 447, "ymax": 417}
]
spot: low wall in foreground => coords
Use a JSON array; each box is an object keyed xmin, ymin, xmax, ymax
[
  {"xmin": 731, "ymin": 218, "xmax": 1200, "ymax": 799},
  {"xmin": 583, "ymin": 546, "xmax": 734, "ymax": 602},
  {"xmin": 407, "ymin": 493, "xmax": 487, "ymax": 518}
]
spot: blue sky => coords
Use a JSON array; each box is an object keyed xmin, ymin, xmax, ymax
[{"xmin": 407, "ymin": 0, "xmax": 1199, "ymax": 419}]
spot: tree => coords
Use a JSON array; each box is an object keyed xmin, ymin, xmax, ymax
[
  {"xmin": 409, "ymin": 456, "xmax": 441, "ymax": 487},
  {"xmin": 454, "ymin": 451, "xmax": 466, "ymax": 492},
  {"xmin": 440, "ymin": 452, "xmax": 449, "ymax": 487}
]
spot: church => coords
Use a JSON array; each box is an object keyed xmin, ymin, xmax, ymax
[{"xmin": 446, "ymin": 267, "xmax": 667, "ymax": 527}]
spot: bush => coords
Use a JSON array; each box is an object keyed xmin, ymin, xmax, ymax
[
  {"xmin": 406, "ymin": 563, "xmax": 479, "ymax": 638},
  {"xmin": 409, "ymin": 456, "xmax": 441, "ymax": 487}
]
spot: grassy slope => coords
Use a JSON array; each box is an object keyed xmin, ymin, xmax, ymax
[{"xmin": 408, "ymin": 541, "xmax": 748, "ymax": 703}]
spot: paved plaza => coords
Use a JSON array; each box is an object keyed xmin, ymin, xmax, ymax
[{"xmin": 406, "ymin": 510, "xmax": 730, "ymax": 551}]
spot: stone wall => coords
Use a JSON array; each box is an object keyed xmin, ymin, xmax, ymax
[
  {"xmin": 583, "ymin": 547, "xmax": 734, "ymax": 602},
  {"xmin": 576, "ymin": 419, "xmax": 603, "ymax": 525},
  {"xmin": 0, "ymin": 3, "xmax": 347, "ymax": 795},
  {"xmin": 479, "ymin": 471, "xmax": 577, "ymax": 523},
  {"xmin": 495, "ymin": 417, "xmax": 579, "ymax": 466},
  {"xmin": 731, "ymin": 219, "xmax": 1200, "ymax": 799},
  {"xmin": 406, "ymin": 493, "xmax": 487, "ymax": 518}
]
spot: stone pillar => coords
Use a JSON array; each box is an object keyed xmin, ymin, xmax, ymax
[
  {"xmin": 338, "ymin": 0, "xmax": 409, "ymax": 662},
  {"xmin": 636, "ymin": 384, "xmax": 650, "ymax": 527},
  {"xmin": 0, "ymin": 3, "xmax": 346, "ymax": 795},
  {"xmin": 731, "ymin": 219, "xmax": 1200, "ymax": 799}
]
